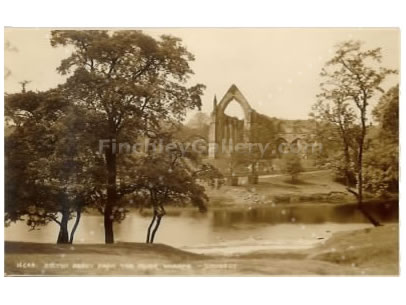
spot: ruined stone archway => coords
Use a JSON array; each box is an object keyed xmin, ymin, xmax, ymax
[
  {"xmin": 208, "ymin": 85, "xmax": 255, "ymax": 158},
  {"xmin": 217, "ymin": 84, "xmax": 252, "ymax": 122},
  {"xmin": 208, "ymin": 84, "xmax": 313, "ymax": 159}
]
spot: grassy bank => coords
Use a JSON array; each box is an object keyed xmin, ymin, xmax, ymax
[
  {"xmin": 5, "ymin": 224, "xmax": 398, "ymax": 276},
  {"xmin": 206, "ymin": 170, "xmax": 398, "ymax": 207},
  {"xmin": 206, "ymin": 170, "xmax": 352, "ymax": 207}
]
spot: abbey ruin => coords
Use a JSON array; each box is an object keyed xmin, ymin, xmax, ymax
[{"xmin": 208, "ymin": 84, "xmax": 313, "ymax": 159}]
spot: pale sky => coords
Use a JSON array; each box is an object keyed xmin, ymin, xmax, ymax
[{"xmin": 4, "ymin": 28, "xmax": 400, "ymax": 121}]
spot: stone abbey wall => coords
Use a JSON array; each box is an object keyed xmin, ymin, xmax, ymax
[{"xmin": 208, "ymin": 84, "xmax": 313, "ymax": 159}]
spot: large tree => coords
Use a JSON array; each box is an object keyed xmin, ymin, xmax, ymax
[
  {"xmin": 115, "ymin": 129, "xmax": 222, "ymax": 244},
  {"xmin": 51, "ymin": 30, "xmax": 205, "ymax": 243},
  {"xmin": 314, "ymin": 41, "xmax": 397, "ymax": 226},
  {"xmin": 5, "ymin": 90, "xmax": 99, "ymax": 243},
  {"xmin": 311, "ymin": 89, "xmax": 358, "ymax": 186},
  {"xmin": 137, "ymin": 150, "xmax": 208, "ymax": 244}
]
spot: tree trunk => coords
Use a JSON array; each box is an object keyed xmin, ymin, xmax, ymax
[
  {"xmin": 146, "ymin": 212, "xmax": 157, "ymax": 243},
  {"xmin": 358, "ymin": 203, "xmax": 381, "ymax": 227},
  {"xmin": 104, "ymin": 204, "xmax": 114, "ymax": 244},
  {"xmin": 343, "ymin": 142, "xmax": 353, "ymax": 187},
  {"xmin": 104, "ymin": 138, "xmax": 117, "ymax": 244},
  {"xmin": 69, "ymin": 208, "xmax": 81, "ymax": 244},
  {"xmin": 150, "ymin": 215, "xmax": 163, "ymax": 244},
  {"xmin": 357, "ymin": 104, "xmax": 381, "ymax": 227},
  {"xmin": 57, "ymin": 211, "xmax": 70, "ymax": 244}
]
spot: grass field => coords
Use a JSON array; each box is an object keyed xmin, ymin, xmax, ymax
[
  {"xmin": 5, "ymin": 224, "xmax": 398, "ymax": 276},
  {"xmin": 205, "ymin": 170, "xmax": 353, "ymax": 207}
]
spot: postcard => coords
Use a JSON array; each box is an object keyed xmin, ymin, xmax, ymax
[{"xmin": 4, "ymin": 28, "xmax": 399, "ymax": 276}]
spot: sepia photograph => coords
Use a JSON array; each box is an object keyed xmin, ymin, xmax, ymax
[{"xmin": 4, "ymin": 27, "xmax": 400, "ymax": 276}]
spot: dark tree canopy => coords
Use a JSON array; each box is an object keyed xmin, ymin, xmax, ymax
[
  {"xmin": 50, "ymin": 30, "xmax": 206, "ymax": 243},
  {"xmin": 5, "ymin": 90, "xmax": 101, "ymax": 243}
]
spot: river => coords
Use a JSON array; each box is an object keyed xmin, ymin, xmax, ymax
[{"xmin": 5, "ymin": 201, "xmax": 398, "ymax": 255}]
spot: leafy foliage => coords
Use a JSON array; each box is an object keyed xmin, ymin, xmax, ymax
[
  {"xmin": 125, "ymin": 135, "xmax": 222, "ymax": 243},
  {"xmin": 50, "ymin": 30, "xmax": 206, "ymax": 243},
  {"xmin": 363, "ymin": 85, "xmax": 399, "ymax": 196},
  {"xmin": 312, "ymin": 40, "xmax": 397, "ymax": 226},
  {"xmin": 282, "ymin": 153, "xmax": 304, "ymax": 182},
  {"xmin": 5, "ymin": 90, "xmax": 101, "ymax": 243}
]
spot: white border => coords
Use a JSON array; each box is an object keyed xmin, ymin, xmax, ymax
[{"xmin": 1, "ymin": 1, "xmax": 405, "ymax": 305}]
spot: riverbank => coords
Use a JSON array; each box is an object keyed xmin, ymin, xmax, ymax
[
  {"xmin": 5, "ymin": 224, "xmax": 398, "ymax": 276},
  {"xmin": 206, "ymin": 169, "xmax": 398, "ymax": 208},
  {"xmin": 206, "ymin": 170, "xmax": 352, "ymax": 207}
]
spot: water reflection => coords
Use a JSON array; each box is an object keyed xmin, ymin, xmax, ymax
[
  {"xmin": 211, "ymin": 201, "xmax": 398, "ymax": 226},
  {"xmin": 5, "ymin": 201, "xmax": 398, "ymax": 254}
]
